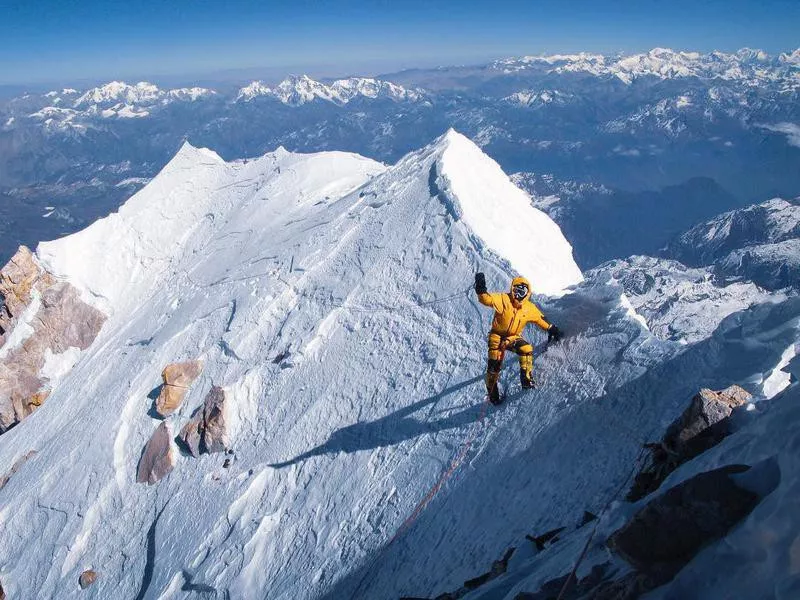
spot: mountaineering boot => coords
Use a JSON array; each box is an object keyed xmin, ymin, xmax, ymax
[
  {"xmin": 520, "ymin": 370, "xmax": 536, "ymax": 389},
  {"xmin": 486, "ymin": 360, "xmax": 502, "ymax": 405},
  {"xmin": 520, "ymin": 354, "xmax": 535, "ymax": 389}
]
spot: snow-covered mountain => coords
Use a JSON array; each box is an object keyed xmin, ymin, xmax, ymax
[
  {"xmin": 493, "ymin": 47, "xmax": 800, "ymax": 87},
  {"xmin": 73, "ymin": 81, "xmax": 217, "ymax": 108},
  {"xmin": 2, "ymin": 46, "xmax": 799, "ymax": 274},
  {"xmin": 236, "ymin": 74, "xmax": 424, "ymax": 105},
  {"xmin": 663, "ymin": 197, "xmax": 800, "ymax": 290},
  {"xmin": 1, "ymin": 130, "xmax": 798, "ymax": 600}
]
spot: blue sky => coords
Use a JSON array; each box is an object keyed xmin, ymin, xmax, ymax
[{"xmin": 1, "ymin": 0, "xmax": 798, "ymax": 84}]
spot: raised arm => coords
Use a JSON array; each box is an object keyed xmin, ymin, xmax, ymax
[{"xmin": 474, "ymin": 273, "xmax": 502, "ymax": 310}]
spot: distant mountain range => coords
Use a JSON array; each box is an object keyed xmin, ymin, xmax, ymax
[{"xmin": 0, "ymin": 47, "xmax": 798, "ymax": 263}]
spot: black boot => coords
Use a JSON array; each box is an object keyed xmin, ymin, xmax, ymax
[{"xmin": 520, "ymin": 368, "xmax": 536, "ymax": 389}]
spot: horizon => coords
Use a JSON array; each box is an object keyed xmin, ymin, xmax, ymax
[
  {"xmin": 2, "ymin": 44, "xmax": 799, "ymax": 93},
  {"xmin": 2, "ymin": 0, "xmax": 799, "ymax": 86}
]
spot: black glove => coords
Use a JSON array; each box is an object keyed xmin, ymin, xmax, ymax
[
  {"xmin": 548, "ymin": 325, "xmax": 563, "ymax": 344},
  {"xmin": 474, "ymin": 272, "xmax": 487, "ymax": 294}
]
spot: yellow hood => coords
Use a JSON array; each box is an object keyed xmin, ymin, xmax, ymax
[{"xmin": 510, "ymin": 276, "xmax": 531, "ymax": 303}]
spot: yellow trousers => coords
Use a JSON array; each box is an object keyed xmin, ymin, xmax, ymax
[{"xmin": 486, "ymin": 333, "xmax": 533, "ymax": 391}]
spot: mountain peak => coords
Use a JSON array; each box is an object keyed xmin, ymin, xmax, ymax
[
  {"xmin": 236, "ymin": 75, "xmax": 423, "ymax": 105},
  {"xmin": 429, "ymin": 129, "xmax": 582, "ymax": 294}
]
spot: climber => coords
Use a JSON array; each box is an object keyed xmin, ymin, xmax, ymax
[{"xmin": 474, "ymin": 272, "xmax": 562, "ymax": 404}]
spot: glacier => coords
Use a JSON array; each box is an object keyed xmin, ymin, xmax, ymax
[{"xmin": 0, "ymin": 130, "xmax": 797, "ymax": 600}]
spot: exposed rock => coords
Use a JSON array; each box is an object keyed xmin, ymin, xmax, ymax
[
  {"xmin": 0, "ymin": 247, "xmax": 106, "ymax": 434},
  {"xmin": 610, "ymin": 465, "xmax": 760, "ymax": 571},
  {"xmin": 78, "ymin": 569, "xmax": 98, "ymax": 589},
  {"xmin": 588, "ymin": 564, "xmax": 676, "ymax": 600},
  {"xmin": 0, "ymin": 579, "xmax": 5, "ymax": 600},
  {"xmin": 628, "ymin": 385, "xmax": 751, "ymax": 501},
  {"xmin": 0, "ymin": 246, "xmax": 44, "ymax": 344},
  {"xmin": 154, "ymin": 360, "xmax": 203, "ymax": 417},
  {"xmin": 526, "ymin": 526, "xmax": 566, "ymax": 551},
  {"xmin": 136, "ymin": 422, "xmax": 175, "ymax": 485},
  {"xmin": 664, "ymin": 385, "xmax": 751, "ymax": 453},
  {"xmin": 407, "ymin": 547, "xmax": 516, "ymax": 599},
  {"xmin": 179, "ymin": 386, "xmax": 230, "ymax": 457},
  {"xmin": 0, "ymin": 449, "xmax": 37, "ymax": 491}
]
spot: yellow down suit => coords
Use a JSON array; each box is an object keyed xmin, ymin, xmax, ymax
[{"xmin": 477, "ymin": 276, "xmax": 552, "ymax": 393}]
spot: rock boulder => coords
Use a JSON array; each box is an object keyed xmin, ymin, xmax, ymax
[
  {"xmin": 179, "ymin": 385, "xmax": 231, "ymax": 457},
  {"xmin": 154, "ymin": 360, "xmax": 203, "ymax": 417},
  {"xmin": 664, "ymin": 385, "xmax": 752, "ymax": 453},
  {"xmin": 611, "ymin": 464, "xmax": 760, "ymax": 571},
  {"xmin": 628, "ymin": 385, "xmax": 752, "ymax": 501},
  {"xmin": 136, "ymin": 422, "xmax": 175, "ymax": 485},
  {"xmin": 78, "ymin": 570, "xmax": 98, "ymax": 589},
  {"xmin": 0, "ymin": 247, "xmax": 106, "ymax": 434}
]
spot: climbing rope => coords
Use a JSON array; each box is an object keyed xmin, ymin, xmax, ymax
[
  {"xmin": 550, "ymin": 339, "xmax": 662, "ymax": 600},
  {"xmin": 349, "ymin": 287, "xmax": 487, "ymax": 598},
  {"xmin": 349, "ymin": 396, "xmax": 492, "ymax": 599},
  {"xmin": 555, "ymin": 444, "xmax": 648, "ymax": 600},
  {"xmin": 333, "ymin": 286, "xmax": 473, "ymax": 314}
]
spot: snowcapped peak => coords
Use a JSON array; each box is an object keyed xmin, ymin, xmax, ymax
[
  {"xmin": 494, "ymin": 47, "xmax": 798, "ymax": 85},
  {"xmin": 780, "ymin": 49, "xmax": 800, "ymax": 65},
  {"xmin": 74, "ymin": 81, "xmax": 162, "ymax": 107},
  {"xmin": 430, "ymin": 130, "xmax": 582, "ymax": 294},
  {"xmin": 235, "ymin": 80, "xmax": 271, "ymax": 102},
  {"xmin": 147, "ymin": 141, "xmax": 226, "ymax": 181},
  {"xmin": 734, "ymin": 47, "xmax": 770, "ymax": 62},
  {"xmin": 166, "ymin": 87, "xmax": 216, "ymax": 101},
  {"xmin": 236, "ymin": 75, "xmax": 423, "ymax": 105}
]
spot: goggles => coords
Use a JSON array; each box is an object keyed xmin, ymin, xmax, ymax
[{"xmin": 512, "ymin": 283, "xmax": 529, "ymax": 300}]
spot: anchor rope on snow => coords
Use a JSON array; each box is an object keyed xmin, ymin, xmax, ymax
[
  {"xmin": 552, "ymin": 340, "xmax": 663, "ymax": 600},
  {"xmin": 350, "ymin": 287, "xmax": 487, "ymax": 599}
]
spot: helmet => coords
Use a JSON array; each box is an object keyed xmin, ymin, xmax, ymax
[{"xmin": 511, "ymin": 276, "xmax": 530, "ymax": 301}]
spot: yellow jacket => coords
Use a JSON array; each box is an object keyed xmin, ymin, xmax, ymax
[{"xmin": 477, "ymin": 276, "xmax": 551, "ymax": 337}]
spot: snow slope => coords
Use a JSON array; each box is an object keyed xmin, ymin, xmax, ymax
[{"xmin": 0, "ymin": 130, "xmax": 796, "ymax": 600}]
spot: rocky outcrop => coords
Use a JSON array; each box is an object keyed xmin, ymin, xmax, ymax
[
  {"xmin": 628, "ymin": 385, "xmax": 751, "ymax": 501},
  {"xmin": 0, "ymin": 247, "xmax": 106, "ymax": 433},
  {"xmin": 136, "ymin": 422, "xmax": 175, "ymax": 485},
  {"xmin": 179, "ymin": 386, "xmax": 230, "ymax": 457},
  {"xmin": 78, "ymin": 570, "xmax": 98, "ymax": 589},
  {"xmin": 607, "ymin": 465, "xmax": 761, "ymax": 594},
  {"xmin": 0, "ymin": 246, "xmax": 44, "ymax": 344},
  {"xmin": 154, "ymin": 360, "xmax": 203, "ymax": 418},
  {"xmin": 665, "ymin": 385, "xmax": 752, "ymax": 451}
]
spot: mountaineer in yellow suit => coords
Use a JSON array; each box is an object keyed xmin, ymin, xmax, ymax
[{"xmin": 474, "ymin": 272, "xmax": 562, "ymax": 404}]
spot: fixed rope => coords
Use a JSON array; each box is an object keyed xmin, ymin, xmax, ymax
[
  {"xmin": 555, "ymin": 444, "xmax": 648, "ymax": 600},
  {"xmin": 349, "ymin": 286, "xmax": 484, "ymax": 598},
  {"xmin": 349, "ymin": 395, "xmax": 492, "ymax": 599},
  {"xmin": 551, "ymin": 339, "xmax": 661, "ymax": 600}
]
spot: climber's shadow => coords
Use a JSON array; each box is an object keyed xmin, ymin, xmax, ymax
[{"xmin": 269, "ymin": 375, "xmax": 485, "ymax": 468}]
